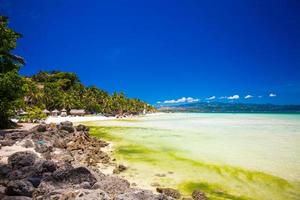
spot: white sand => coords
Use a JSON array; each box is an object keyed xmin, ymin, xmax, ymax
[{"xmin": 45, "ymin": 115, "xmax": 116, "ymax": 124}]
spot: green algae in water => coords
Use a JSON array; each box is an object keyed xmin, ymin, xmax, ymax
[{"xmin": 85, "ymin": 114, "xmax": 300, "ymax": 200}]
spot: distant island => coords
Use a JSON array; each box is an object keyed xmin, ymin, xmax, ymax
[{"xmin": 157, "ymin": 102, "xmax": 300, "ymax": 113}]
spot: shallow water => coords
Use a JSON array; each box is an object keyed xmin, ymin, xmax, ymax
[{"xmin": 85, "ymin": 113, "xmax": 300, "ymax": 200}]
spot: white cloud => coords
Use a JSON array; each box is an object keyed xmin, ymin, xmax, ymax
[
  {"xmin": 269, "ymin": 93, "xmax": 277, "ymax": 97},
  {"xmin": 227, "ymin": 95, "xmax": 240, "ymax": 100},
  {"xmin": 244, "ymin": 95, "xmax": 253, "ymax": 99},
  {"xmin": 219, "ymin": 96, "xmax": 227, "ymax": 99},
  {"xmin": 163, "ymin": 97, "xmax": 199, "ymax": 104},
  {"xmin": 187, "ymin": 97, "xmax": 199, "ymax": 103},
  {"xmin": 206, "ymin": 96, "xmax": 216, "ymax": 100},
  {"xmin": 157, "ymin": 101, "xmax": 161, "ymax": 104}
]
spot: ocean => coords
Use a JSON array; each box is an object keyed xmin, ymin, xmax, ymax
[{"xmin": 86, "ymin": 113, "xmax": 300, "ymax": 200}]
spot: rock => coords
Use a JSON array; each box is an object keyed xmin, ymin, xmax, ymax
[
  {"xmin": 75, "ymin": 189, "xmax": 110, "ymax": 200},
  {"xmin": 115, "ymin": 190, "xmax": 173, "ymax": 200},
  {"xmin": 79, "ymin": 182, "xmax": 91, "ymax": 189},
  {"xmin": 0, "ymin": 139, "xmax": 16, "ymax": 146},
  {"xmin": 27, "ymin": 177, "xmax": 41, "ymax": 188},
  {"xmin": 76, "ymin": 124, "xmax": 89, "ymax": 132},
  {"xmin": 22, "ymin": 140, "xmax": 34, "ymax": 148},
  {"xmin": 192, "ymin": 190, "xmax": 207, "ymax": 200},
  {"xmin": 113, "ymin": 164, "xmax": 127, "ymax": 174},
  {"xmin": 0, "ymin": 163, "xmax": 12, "ymax": 179},
  {"xmin": 156, "ymin": 188, "xmax": 181, "ymax": 199},
  {"xmin": 60, "ymin": 121, "xmax": 73, "ymax": 127},
  {"xmin": 5, "ymin": 180, "xmax": 34, "ymax": 197},
  {"xmin": 34, "ymin": 160, "xmax": 57, "ymax": 175},
  {"xmin": 37, "ymin": 125, "xmax": 47, "ymax": 132},
  {"xmin": 53, "ymin": 138, "xmax": 67, "ymax": 149},
  {"xmin": 8, "ymin": 151, "xmax": 37, "ymax": 169},
  {"xmin": 0, "ymin": 185, "xmax": 6, "ymax": 195},
  {"xmin": 44, "ymin": 166, "xmax": 97, "ymax": 186},
  {"xmin": 37, "ymin": 188, "xmax": 110, "ymax": 200},
  {"xmin": 60, "ymin": 125, "xmax": 75, "ymax": 133},
  {"xmin": 34, "ymin": 143, "xmax": 53, "ymax": 154},
  {"xmin": 92, "ymin": 176, "xmax": 130, "ymax": 197}
]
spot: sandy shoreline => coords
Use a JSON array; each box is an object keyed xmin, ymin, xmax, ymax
[
  {"xmin": 44, "ymin": 112, "xmax": 165, "ymax": 124},
  {"xmin": 45, "ymin": 115, "xmax": 116, "ymax": 124}
]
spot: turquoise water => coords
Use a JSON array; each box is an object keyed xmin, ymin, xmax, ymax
[{"xmin": 86, "ymin": 113, "xmax": 300, "ymax": 200}]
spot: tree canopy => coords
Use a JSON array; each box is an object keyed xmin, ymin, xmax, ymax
[
  {"xmin": 0, "ymin": 16, "xmax": 25, "ymax": 128},
  {"xmin": 24, "ymin": 70, "xmax": 155, "ymax": 116}
]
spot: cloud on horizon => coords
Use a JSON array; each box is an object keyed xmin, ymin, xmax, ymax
[
  {"xmin": 244, "ymin": 95, "xmax": 253, "ymax": 99},
  {"xmin": 269, "ymin": 93, "xmax": 277, "ymax": 97},
  {"xmin": 161, "ymin": 97, "xmax": 199, "ymax": 104},
  {"xmin": 227, "ymin": 95, "xmax": 240, "ymax": 100},
  {"xmin": 206, "ymin": 96, "xmax": 216, "ymax": 100}
]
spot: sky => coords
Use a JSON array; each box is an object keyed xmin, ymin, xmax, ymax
[{"xmin": 1, "ymin": 0, "xmax": 300, "ymax": 105}]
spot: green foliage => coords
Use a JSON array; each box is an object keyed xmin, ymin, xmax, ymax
[
  {"xmin": 23, "ymin": 70, "xmax": 156, "ymax": 116},
  {"xmin": 0, "ymin": 16, "xmax": 25, "ymax": 128},
  {"xmin": 26, "ymin": 106, "xmax": 47, "ymax": 122}
]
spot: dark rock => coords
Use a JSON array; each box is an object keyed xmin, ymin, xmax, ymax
[
  {"xmin": 192, "ymin": 190, "xmax": 207, "ymax": 200},
  {"xmin": 8, "ymin": 166, "xmax": 35, "ymax": 180},
  {"xmin": 76, "ymin": 124, "xmax": 89, "ymax": 132},
  {"xmin": 60, "ymin": 121, "xmax": 73, "ymax": 127},
  {"xmin": 34, "ymin": 160, "xmax": 57, "ymax": 175},
  {"xmin": 22, "ymin": 140, "xmax": 34, "ymax": 148},
  {"xmin": 44, "ymin": 167, "xmax": 97, "ymax": 186},
  {"xmin": 60, "ymin": 125, "xmax": 75, "ymax": 133},
  {"xmin": 8, "ymin": 152, "xmax": 37, "ymax": 169},
  {"xmin": 92, "ymin": 176, "xmax": 130, "ymax": 197},
  {"xmin": 0, "ymin": 163, "xmax": 12, "ymax": 178},
  {"xmin": 36, "ymin": 125, "xmax": 47, "ymax": 132},
  {"xmin": 78, "ymin": 182, "xmax": 91, "ymax": 189},
  {"xmin": 113, "ymin": 164, "xmax": 127, "ymax": 174},
  {"xmin": 156, "ymin": 188, "xmax": 181, "ymax": 199},
  {"xmin": 27, "ymin": 177, "xmax": 41, "ymax": 188},
  {"xmin": 5, "ymin": 180, "xmax": 34, "ymax": 197}
]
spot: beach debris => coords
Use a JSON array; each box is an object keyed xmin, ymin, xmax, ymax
[
  {"xmin": 155, "ymin": 173, "xmax": 166, "ymax": 177},
  {"xmin": 156, "ymin": 188, "xmax": 181, "ymax": 199}
]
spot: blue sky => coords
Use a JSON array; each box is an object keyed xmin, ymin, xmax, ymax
[{"xmin": 1, "ymin": 0, "xmax": 300, "ymax": 105}]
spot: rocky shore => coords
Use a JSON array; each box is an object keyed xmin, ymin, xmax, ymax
[{"xmin": 0, "ymin": 122, "xmax": 207, "ymax": 200}]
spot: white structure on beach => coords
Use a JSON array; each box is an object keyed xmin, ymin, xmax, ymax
[
  {"xmin": 51, "ymin": 109, "xmax": 59, "ymax": 117},
  {"xmin": 61, "ymin": 108, "xmax": 67, "ymax": 117},
  {"xmin": 70, "ymin": 109, "xmax": 85, "ymax": 116},
  {"xmin": 42, "ymin": 109, "xmax": 50, "ymax": 116}
]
